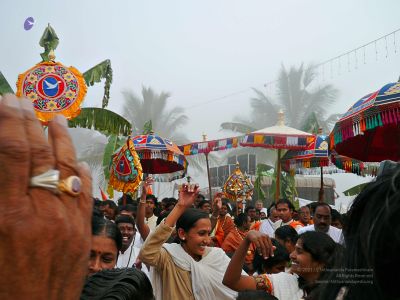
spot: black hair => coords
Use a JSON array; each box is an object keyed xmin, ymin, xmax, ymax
[
  {"xmin": 117, "ymin": 194, "xmax": 135, "ymax": 206},
  {"xmin": 253, "ymin": 239, "xmax": 289, "ymax": 274},
  {"xmin": 317, "ymin": 162, "xmax": 400, "ymax": 300},
  {"xmin": 275, "ymin": 225, "xmax": 298, "ymax": 244},
  {"xmin": 234, "ymin": 213, "xmax": 249, "ymax": 228},
  {"xmin": 196, "ymin": 193, "xmax": 205, "ymax": 201},
  {"xmin": 93, "ymin": 198, "xmax": 103, "ymax": 208},
  {"xmin": 245, "ymin": 205, "xmax": 256, "ymax": 213},
  {"xmin": 146, "ymin": 194, "xmax": 157, "ymax": 204},
  {"xmin": 118, "ymin": 204, "xmax": 136, "ymax": 213},
  {"xmin": 221, "ymin": 199, "xmax": 232, "ymax": 214},
  {"xmin": 267, "ymin": 203, "xmax": 277, "ymax": 217},
  {"xmin": 313, "ymin": 202, "xmax": 332, "ymax": 214},
  {"xmin": 92, "ymin": 215, "xmax": 123, "ymax": 252},
  {"xmin": 236, "ymin": 290, "xmax": 278, "ymax": 300},
  {"xmin": 331, "ymin": 209, "xmax": 342, "ymax": 223},
  {"xmin": 80, "ymin": 268, "xmax": 154, "ymax": 300},
  {"xmin": 276, "ymin": 198, "xmax": 295, "ymax": 211},
  {"xmin": 156, "ymin": 211, "xmax": 171, "ymax": 226},
  {"xmin": 197, "ymin": 199, "xmax": 210, "ymax": 209},
  {"xmin": 92, "ymin": 207, "xmax": 104, "ymax": 219},
  {"xmin": 115, "ymin": 215, "xmax": 135, "ymax": 227},
  {"xmin": 299, "ymin": 231, "xmax": 344, "ymax": 299},
  {"xmin": 176, "ymin": 208, "xmax": 209, "ymax": 242}
]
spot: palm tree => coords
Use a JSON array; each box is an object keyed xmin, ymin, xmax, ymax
[
  {"xmin": 220, "ymin": 64, "xmax": 339, "ymax": 201},
  {"xmin": 122, "ymin": 86, "xmax": 189, "ymax": 143}
]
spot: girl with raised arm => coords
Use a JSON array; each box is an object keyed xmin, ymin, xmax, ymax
[{"xmin": 139, "ymin": 183, "xmax": 239, "ymax": 300}]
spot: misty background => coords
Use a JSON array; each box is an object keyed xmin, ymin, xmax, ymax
[{"xmin": 1, "ymin": 0, "xmax": 398, "ymax": 206}]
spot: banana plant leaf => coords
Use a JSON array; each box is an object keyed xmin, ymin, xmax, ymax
[
  {"xmin": 343, "ymin": 182, "xmax": 368, "ymax": 196},
  {"xmin": 39, "ymin": 24, "xmax": 59, "ymax": 62},
  {"xmin": 0, "ymin": 71, "xmax": 14, "ymax": 95},
  {"xmin": 68, "ymin": 107, "xmax": 131, "ymax": 136},
  {"xmin": 254, "ymin": 163, "xmax": 274, "ymax": 200},
  {"xmin": 83, "ymin": 60, "xmax": 113, "ymax": 108}
]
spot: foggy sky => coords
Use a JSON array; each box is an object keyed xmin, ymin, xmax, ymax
[{"xmin": 1, "ymin": 0, "xmax": 398, "ymax": 200}]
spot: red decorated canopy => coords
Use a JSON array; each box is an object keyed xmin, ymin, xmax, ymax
[
  {"xmin": 330, "ymin": 81, "xmax": 400, "ymax": 162},
  {"xmin": 131, "ymin": 132, "xmax": 188, "ymax": 182}
]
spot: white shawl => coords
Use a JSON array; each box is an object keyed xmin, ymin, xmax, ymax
[{"xmin": 152, "ymin": 243, "xmax": 238, "ymax": 300}]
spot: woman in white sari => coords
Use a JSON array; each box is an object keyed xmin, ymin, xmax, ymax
[
  {"xmin": 139, "ymin": 184, "xmax": 239, "ymax": 300},
  {"xmin": 223, "ymin": 230, "xmax": 342, "ymax": 300}
]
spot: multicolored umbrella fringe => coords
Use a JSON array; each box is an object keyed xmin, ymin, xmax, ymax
[
  {"xmin": 179, "ymin": 136, "xmax": 241, "ymax": 155},
  {"xmin": 330, "ymin": 82, "xmax": 400, "ymax": 147},
  {"xmin": 241, "ymin": 134, "xmax": 314, "ymax": 150},
  {"xmin": 16, "ymin": 61, "xmax": 87, "ymax": 124},
  {"xmin": 282, "ymin": 134, "xmax": 330, "ymax": 172},
  {"xmin": 109, "ymin": 138, "xmax": 143, "ymax": 193},
  {"xmin": 330, "ymin": 152, "xmax": 379, "ymax": 176},
  {"xmin": 131, "ymin": 133, "xmax": 188, "ymax": 182}
]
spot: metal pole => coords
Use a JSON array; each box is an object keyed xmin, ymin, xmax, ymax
[
  {"xmin": 205, "ymin": 152, "xmax": 213, "ymax": 200},
  {"xmin": 276, "ymin": 149, "xmax": 281, "ymax": 202},
  {"xmin": 319, "ymin": 166, "xmax": 324, "ymax": 202}
]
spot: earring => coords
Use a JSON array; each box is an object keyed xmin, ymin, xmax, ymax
[{"xmin": 182, "ymin": 237, "xmax": 186, "ymax": 240}]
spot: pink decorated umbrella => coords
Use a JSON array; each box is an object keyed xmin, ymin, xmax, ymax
[
  {"xmin": 131, "ymin": 132, "xmax": 188, "ymax": 182},
  {"xmin": 330, "ymin": 81, "xmax": 400, "ymax": 162},
  {"xmin": 240, "ymin": 110, "xmax": 315, "ymax": 201}
]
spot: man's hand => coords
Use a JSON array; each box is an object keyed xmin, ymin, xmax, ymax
[
  {"xmin": 245, "ymin": 230, "xmax": 275, "ymax": 259},
  {"xmin": 0, "ymin": 95, "xmax": 93, "ymax": 300}
]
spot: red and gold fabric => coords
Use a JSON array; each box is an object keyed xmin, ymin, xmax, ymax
[
  {"xmin": 16, "ymin": 61, "xmax": 87, "ymax": 124},
  {"xmin": 254, "ymin": 274, "xmax": 273, "ymax": 294},
  {"xmin": 109, "ymin": 138, "xmax": 143, "ymax": 193},
  {"xmin": 212, "ymin": 215, "xmax": 235, "ymax": 247},
  {"xmin": 221, "ymin": 229, "xmax": 255, "ymax": 265}
]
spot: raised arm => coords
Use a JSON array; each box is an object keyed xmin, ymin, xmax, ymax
[
  {"xmin": 210, "ymin": 193, "xmax": 222, "ymax": 231},
  {"xmin": 139, "ymin": 183, "xmax": 199, "ymax": 267},
  {"xmin": 222, "ymin": 231, "xmax": 274, "ymax": 291},
  {"xmin": 136, "ymin": 177, "xmax": 153, "ymax": 240}
]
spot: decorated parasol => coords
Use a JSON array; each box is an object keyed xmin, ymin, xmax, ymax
[
  {"xmin": 223, "ymin": 162, "xmax": 254, "ymax": 215},
  {"xmin": 330, "ymin": 81, "xmax": 400, "ymax": 162},
  {"xmin": 131, "ymin": 132, "xmax": 188, "ymax": 181},
  {"xmin": 281, "ymin": 130, "xmax": 329, "ymax": 202},
  {"xmin": 109, "ymin": 138, "xmax": 143, "ymax": 193},
  {"xmin": 240, "ymin": 110, "xmax": 315, "ymax": 201},
  {"xmin": 179, "ymin": 134, "xmax": 241, "ymax": 199}
]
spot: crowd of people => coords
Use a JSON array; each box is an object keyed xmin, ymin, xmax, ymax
[{"xmin": 0, "ymin": 94, "xmax": 399, "ymax": 300}]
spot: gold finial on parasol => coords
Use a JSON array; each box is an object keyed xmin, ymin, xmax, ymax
[{"xmin": 277, "ymin": 109, "xmax": 285, "ymax": 126}]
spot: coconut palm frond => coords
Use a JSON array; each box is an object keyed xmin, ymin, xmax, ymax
[
  {"xmin": 323, "ymin": 113, "xmax": 342, "ymax": 132},
  {"xmin": 220, "ymin": 122, "xmax": 256, "ymax": 134},
  {"xmin": 83, "ymin": 59, "xmax": 113, "ymax": 108},
  {"xmin": 68, "ymin": 107, "xmax": 131, "ymax": 136},
  {"xmin": 301, "ymin": 111, "xmax": 322, "ymax": 134},
  {"xmin": 0, "ymin": 71, "xmax": 14, "ymax": 95}
]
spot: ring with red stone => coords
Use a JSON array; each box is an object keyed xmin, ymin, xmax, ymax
[{"xmin": 58, "ymin": 176, "xmax": 82, "ymax": 197}]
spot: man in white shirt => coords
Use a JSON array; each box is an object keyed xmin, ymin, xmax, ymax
[
  {"xmin": 259, "ymin": 204, "xmax": 282, "ymax": 238},
  {"xmin": 298, "ymin": 203, "xmax": 344, "ymax": 244},
  {"xmin": 144, "ymin": 194, "xmax": 158, "ymax": 231},
  {"xmin": 115, "ymin": 215, "xmax": 149, "ymax": 275}
]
